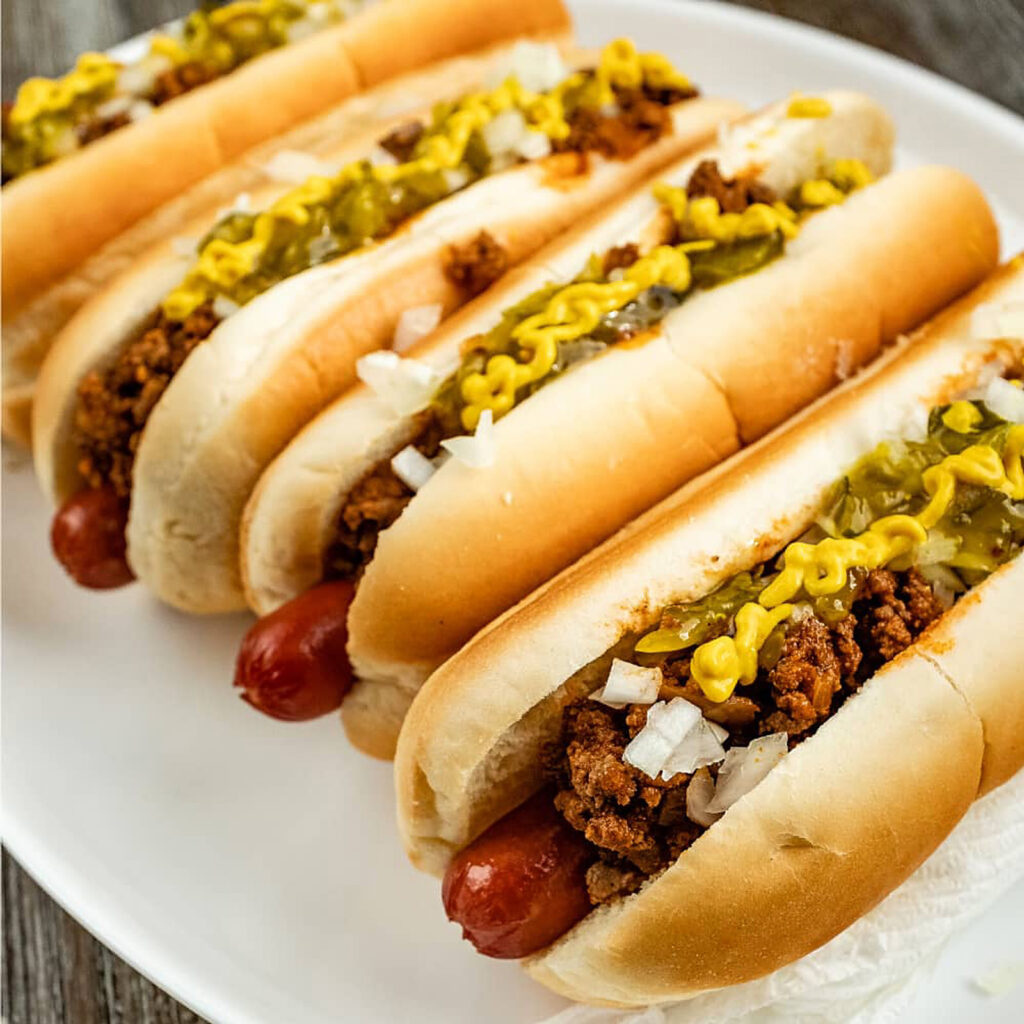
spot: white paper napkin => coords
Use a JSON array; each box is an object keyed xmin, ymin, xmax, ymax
[{"xmin": 540, "ymin": 768, "xmax": 1024, "ymax": 1024}]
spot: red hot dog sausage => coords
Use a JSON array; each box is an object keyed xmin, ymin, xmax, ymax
[
  {"xmin": 234, "ymin": 580, "xmax": 356, "ymax": 722},
  {"xmin": 442, "ymin": 791, "xmax": 593, "ymax": 959},
  {"xmin": 50, "ymin": 485, "xmax": 134, "ymax": 589}
]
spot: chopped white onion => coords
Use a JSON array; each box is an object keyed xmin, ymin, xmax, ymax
[
  {"xmin": 393, "ymin": 304, "xmax": 443, "ymax": 353},
  {"xmin": 356, "ymin": 350, "xmax": 442, "ymax": 417},
  {"xmin": 789, "ymin": 601, "xmax": 815, "ymax": 623},
  {"xmin": 970, "ymin": 301, "xmax": 1024, "ymax": 343},
  {"xmin": 591, "ymin": 659, "xmax": 662, "ymax": 708},
  {"xmin": 390, "ymin": 445, "xmax": 436, "ymax": 492},
  {"xmin": 918, "ymin": 563, "xmax": 965, "ymax": 608},
  {"xmin": 441, "ymin": 409, "xmax": 496, "ymax": 469},
  {"xmin": 515, "ymin": 129, "xmax": 552, "ymax": 161},
  {"xmin": 623, "ymin": 698, "xmax": 702, "ymax": 778},
  {"xmin": 707, "ymin": 732, "xmax": 788, "ymax": 813},
  {"xmin": 916, "ymin": 532, "xmax": 960, "ymax": 566},
  {"xmin": 660, "ymin": 717, "xmax": 728, "ymax": 779},
  {"xmin": 685, "ymin": 767, "xmax": 722, "ymax": 827},
  {"xmin": 443, "ymin": 167, "xmax": 471, "ymax": 193},
  {"xmin": 983, "ymin": 376, "xmax": 1024, "ymax": 423},
  {"xmin": 482, "ymin": 108, "xmax": 528, "ymax": 156},
  {"xmin": 212, "ymin": 295, "xmax": 240, "ymax": 320},
  {"xmin": 127, "ymin": 100, "xmax": 154, "ymax": 123},
  {"xmin": 484, "ymin": 41, "xmax": 569, "ymax": 93},
  {"xmin": 95, "ymin": 95, "xmax": 133, "ymax": 120},
  {"xmin": 262, "ymin": 149, "xmax": 339, "ymax": 184}
]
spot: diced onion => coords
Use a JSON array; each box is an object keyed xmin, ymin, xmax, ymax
[
  {"xmin": 660, "ymin": 717, "xmax": 727, "ymax": 779},
  {"xmin": 983, "ymin": 376, "xmax": 1024, "ymax": 423},
  {"xmin": 515, "ymin": 129, "xmax": 552, "ymax": 161},
  {"xmin": 707, "ymin": 732, "xmax": 788, "ymax": 813},
  {"xmin": 482, "ymin": 109, "xmax": 529, "ymax": 161},
  {"xmin": 623, "ymin": 698, "xmax": 702, "ymax": 778},
  {"xmin": 441, "ymin": 409, "xmax": 496, "ymax": 469},
  {"xmin": 484, "ymin": 41, "xmax": 569, "ymax": 93},
  {"xmin": 369, "ymin": 146, "xmax": 398, "ymax": 167},
  {"xmin": 971, "ymin": 301, "xmax": 1024, "ymax": 343},
  {"xmin": 356, "ymin": 350, "xmax": 442, "ymax": 417},
  {"xmin": 262, "ymin": 150, "xmax": 338, "ymax": 184},
  {"xmin": 443, "ymin": 167, "xmax": 471, "ymax": 192},
  {"xmin": 127, "ymin": 100, "xmax": 154, "ymax": 123},
  {"xmin": 95, "ymin": 95, "xmax": 133, "ymax": 120},
  {"xmin": 685, "ymin": 767, "xmax": 722, "ymax": 827},
  {"xmin": 591, "ymin": 659, "xmax": 662, "ymax": 708},
  {"xmin": 916, "ymin": 532, "xmax": 960, "ymax": 566},
  {"xmin": 212, "ymin": 295, "xmax": 240, "ymax": 320},
  {"xmin": 286, "ymin": 15, "xmax": 320, "ymax": 43},
  {"xmin": 390, "ymin": 445, "xmax": 436, "ymax": 492},
  {"xmin": 393, "ymin": 305, "xmax": 443, "ymax": 353},
  {"xmin": 918, "ymin": 563, "xmax": 965, "ymax": 608}
]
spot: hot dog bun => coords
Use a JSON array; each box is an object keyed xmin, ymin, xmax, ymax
[
  {"xmin": 3, "ymin": 36, "xmax": 572, "ymax": 446},
  {"xmin": 393, "ymin": 261, "xmax": 1024, "ymax": 1005},
  {"xmin": 32, "ymin": 69, "xmax": 742, "ymax": 612},
  {"xmin": 1, "ymin": 0, "xmax": 571, "ymax": 431},
  {"xmin": 241, "ymin": 92, "xmax": 998, "ymax": 760}
]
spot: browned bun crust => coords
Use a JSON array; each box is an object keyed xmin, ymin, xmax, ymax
[
  {"xmin": 342, "ymin": 0, "xmax": 570, "ymax": 86},
  {"xmin": 394, "ymin": 261, "xmax": 1024, "ymax": 1005},
  {"xmin": 1, "ymin": 0, "xmax": 571, "ymax": 438},
  {"xmin": 3, "ymin": 36, "xmax": 572, "ymax": 446},
  {"xmin": 345, "ymin": 165, "xmax": 998, "ymax": 758}
]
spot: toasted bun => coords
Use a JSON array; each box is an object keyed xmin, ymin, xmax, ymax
[
  {"xmin": 0, "ymin": 0, "xmax": 570, "ymax": 322},
  {"xmin": 242, "ymin": 92, "xmax": 900, "ymax": 632},
  {"xmin": 394, "ymin": 262, "xmax": 1024, "ymax": 1004},
  {"xmin": 30, "ymin": 90, "xmax": 737, "ymax": 612},
  {"xmin": 3, "ymin": 37, "xmax": 572, "ymax": 446},
  {"xmin": 342, "ymin": 166, "xmax": 997, "ymax": 758}
]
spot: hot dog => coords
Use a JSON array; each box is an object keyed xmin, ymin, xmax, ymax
[
  {"xmin": 3, "ymin": 0, "xmax": 573, "ymax": 439},
  {"xmin": 235, "ymin": 91, "xmax": 998, "ymax": 759},
  {"xmin": 32, "ymin": 37, "xmax": 741, "ymax": 613},
  {"xmin": 393, "ymin": 260, "xmax": 1024, "ymax": 1003}
]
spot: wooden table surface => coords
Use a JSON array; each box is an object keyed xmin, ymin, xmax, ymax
[{"xmin": 2, "ymin": 2, "xmax": 1023, "ymax": 1022}]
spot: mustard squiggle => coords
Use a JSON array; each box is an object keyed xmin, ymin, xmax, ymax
[
  {"xmin": 162, "ymin": 39, "xmax": 689, "ymax": 319},
  {"xmin": 690, "ymin": 425, "xmax": 1024, "ymax": 702}
]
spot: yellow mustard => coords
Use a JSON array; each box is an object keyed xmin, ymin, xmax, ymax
[
  {"xmin": 942, "ymin": 400, "xmax": 984, "ymax": 433},
  {"xmin": 787, "ymin": 95, "xmax": 833, "ymax": 118},
  {"xmin": 798, "ymin": 157, "xmax": 875, "ymax": 208},
  {"xmin": 161, "ymin": 38, "xmax": 685, "ymax": 320},
  {"xmin": 690, "ymin": 425, "xmax": 1024, "ymax": 701},
  {"xmin": 455, "ymin": 160, "xmax": 877, "ymax": 430},
  {"xmin": 459, "ymin": 244, "xmax": 697, "ymax": 429},
  {"xmin": 149, "ymin": 0, "xmax": 342, "ymax": 72}
]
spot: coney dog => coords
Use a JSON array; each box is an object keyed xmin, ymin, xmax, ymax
[
  {"xmin": 3, "ymin": 0, "xmax": 572, "ymax": 435},
  {"xmin": 234, "ymin": 91, "xmax": 999, "ymax": 758},
  {"xmin": 393, "ymin": 259, "xmax": 1024, "ymax": 1004},
  {"xmin": 3, "ymin": 37, "xmax": 574, "ymax": 446},
  {"xmin": 33, "ymin": 38, "xmax": 742, "ymax": 610}
]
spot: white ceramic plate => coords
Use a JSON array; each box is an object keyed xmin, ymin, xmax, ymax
[{"xmin": 3, "ymin": 2, "xmax": 1024, "ymax": 1022}]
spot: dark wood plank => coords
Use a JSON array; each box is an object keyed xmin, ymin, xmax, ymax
[
  {"xmin": 1, "ymin": 1, "xmax": 1022, "ymax": 1022},
  {"xmin": 2, "ymin": 849, "xmax": 209, "ymax": 1024}
]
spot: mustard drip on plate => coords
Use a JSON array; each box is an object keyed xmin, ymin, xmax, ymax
[
  {"xmin": 689, "ymin": 424, "xmax": 1024, "ymax": 702},
  {"xmin": 161, "ymin": 39, "xmax": 688, "ymax": 320},
  {"xmin": 787, "ymin": 94, "xmax": 833, "ymax": 118}
]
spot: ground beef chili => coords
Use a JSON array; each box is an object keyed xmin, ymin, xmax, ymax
[
  {"xmin": 73, "ymin": 304, "xmax": 220, "ymax": 498},
  {"xmin": 545, "ymin": 567, "xmax": 946, "ymax": 906},
  {"xmin": 77, "ymin": 111, "xmax": 131, "ymax": 147},
  {"xmin": 378, "ymin": 121, "xmax": 425, "ymax": 163},
  {"xmin": 601, "ymin": 243, "xmax": 641, "ymax": 276},
  {"xmin": 685, "ymin": 159, "xmax": 778, "ymax": 213},
  {"xmin": 443, "ymin": 231, "xmax": 509, "ymax": 296},
  {"xmin": 150, "ymin": 62, "xmax": 221, "ymax": 106},
  {"xmin": 323, "ymin": 412, "xmax": 445, "ymax": 580}
]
